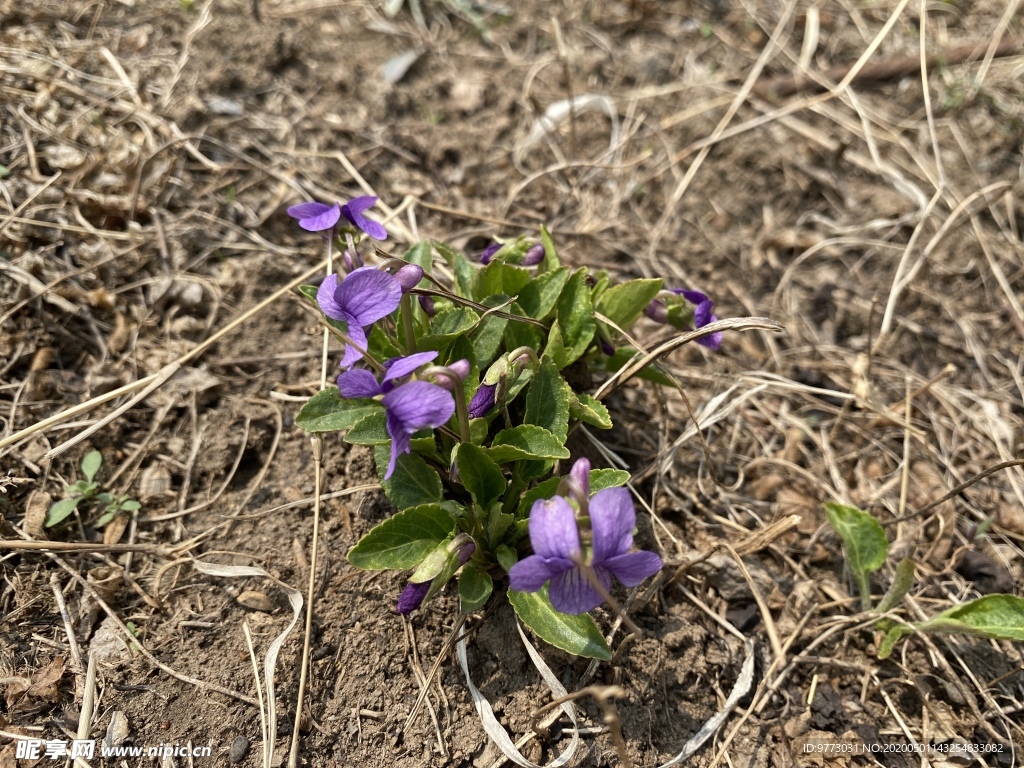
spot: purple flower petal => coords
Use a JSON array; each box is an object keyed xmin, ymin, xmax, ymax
[
  {"xmin": 468, "ymin": 382, "xmax": 496, "ymax": 418},
  {"xmin": 288, "ymin": 201, "xmax": 341, "ymax": 232},
  {"xmin": 338, "ymin": 369, "xmax": 382, "ymax": 399},
  {"xmin": 342, "ymin": 196, "xmax": 388, "ymax": 240},
  {"xmin": 589, "ymin": 487, "xmax": 636, "ymax": 565},
  {"xmin": 381, "ymin": 351, "xmax": 438, "ymax": 387},
  {"xmin": 527, "ymin": 497, "xmax": 581, "ymax": 562},
  {"xmin": 548, "ymin": 565, "xmax": 609, "ymax": 615},
  {"xmin": 603, "ymin": 551, "xmax": 663, "ymax": 587},
  {"xmin": 508, "ymin": 554, "xmax": 571, "ymax": 593},
  {"xmin": 316, "ymin": 274, "xmax": 345, "ymax": 321},
  {"xmin": 479, "ymin": 242, "xmax": 501, "ymax": 264},
  {"xmin": 522, "ymin": 243, "xmax": 545, "ymax": 266},
  {"xmin": 394, "ymin": 264, "xmax": 424, "ymax": 292},
  {"xmin": 569, "ymin": 458, "xmax": 590, "ymax": 501},
  {"xmin": 335, "ymin": 267, "xmax": 402, "ymax": 328},
  {"xmin": 381, "ymin": 381, "xmax": 456, "ymax": 479},
  {"xmin": 396, "ymin": 580, "xmax": 431, "ymax": 615},
  {"xmin": 339, "ymin": 321, "xmax": 369, "ymax": 369}
]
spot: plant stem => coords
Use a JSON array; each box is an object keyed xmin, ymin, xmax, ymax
[{"xmin": 400, "ymin": 293, "xmax": 417, "ymax": 353}]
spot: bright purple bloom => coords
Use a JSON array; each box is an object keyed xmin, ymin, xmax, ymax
[
  {"xmin": 394, "ymin": 263, "xmax": 423, "ymax": 292},
  {"xmin": 468, "ymin": 382, "xmax": 496, "ymax": 418},
  {"xmin": 317, "ymin": 267, "xmax": 403, "ymax": 368},
  {"xmin": 382, "ymin": 381, "xmax": 455, "ymax": 479},
  {"xmin": 337, "ymin": 351, "xmax": 439, "ymax": 398},
  {"xmin": 396, "ymin": 581, "xmax": 430, "ymax": 615},
  {"xmin": 341, "ymin": 195, "xmax": 388, "ymax": 240},
  {"xmin": 508, "ymin": 488, "xmax": 662, "ymax": 615},
  {"xmin": 287, "ymin": 201, "xmax": 342, "ymax": 232},
  {"xmin": 479, "ymin": 242, "xmax": 502, "ymax": 264}
]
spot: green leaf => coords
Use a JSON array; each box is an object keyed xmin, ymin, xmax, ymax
[
  {"xmin": 454, "ymin": 442, "xmax": 506, "ymax": 507},
  {"xmin": 524, "ymin": 358, "xmax": 570, "ymax": 442},
  {"xmin": 596, "ymin": 278, "xmax": 663, "ymax": 328},
  {"xmin": 95, "ymin": 507, "xmax": 120, "ymax": 527},
  {"xmin": 81, "ymin": 450, "xmax": 103, "ymax": 483},
  {"xmin": 487, "ymin": 425, "xmax": 571, "ymax": 463},
  {"xmin": 517, "ymin": 468, "xmax": 630, "ymax": 517},
  {"xmin": 0, "ymin": 165, "xmax": 9, "ymax": 179},
  {"xmin": 877, "ymin": 594, "xmax": 1024, "ymax": 659},
  {"xmin": 422, "ymin": 306, "xmax": 479, "ymax": 353},
  {"xmin": 496, "ymin": 544, "xmax": 517, "ymax": 573},
  {"xmin": 569, "ymin": 392, "xmax": 612, "ymax": 429},
  {"xmin": 403, "ymin": 240, "xmax": 434, "ymax": 273},
  {"xmin": 509, "ymin": 587, "xmax": 612, "ymax": 660},
  {"xmin": 516, "ymin": 268, "xmax": 569, "ymax": 320},
  {"xmin": 367, "ymin": 324, "xmax": 401, "ymax": 361},
  {"xmin": 374, "ymin": 445, "xmax": 444, "ymax": 510},
  {"xmin": 824, "ymin": 502, "xmax": 889, "ymax": 609},
  {"xmin": 877, "ymin": 558, "xmax": 916, "ymax": 614},
  {"xmin": 917, "ymin": 593, "xmax": 1024, "ymax": 640},
  {"xmin": 503, "ymin": 309, "xmax": 544, "ymax": 357},
  {"xmin": 459, "ymin": 564, "xmax": 494, "ymax": 613},
  {"xmin": 119, "ymin": 500, "xmax": 142, "ymax": 512},
  {"xmin": 348, "ymin": 503, "xmax": 457, "ymax": 570},
  {"xmin": 296, "ymin": 390, "xmax": 382, "ymax": 433},
  {"xmin": 344, "ymin": 410, "xmax": 390, "ymax": 445},
  {"xmin": 538, "ymin": 224, "xmax": 560, "ymax": 273},
  {"xmin": 45, "ymin": 497, "xmax": 82, "ymax": 527},
  {"xmin": 434, "ymin": 241, "xmax": 474, "ymax": 296},
  {"xmin": 554, "ymin": 269, "xmax": 595, "ymax": 367},
  {"xmin": 471, "ymin": 295, "xmax": 509, "ymax": 367}
]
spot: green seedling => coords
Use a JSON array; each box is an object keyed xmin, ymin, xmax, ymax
[
  {"xmin": 45, "ymin": 450, "xmax": 141, "ymax": 528},
  {"xmin": 825, "ymin": 500, "xmax": 1024, "ymax": 659}
]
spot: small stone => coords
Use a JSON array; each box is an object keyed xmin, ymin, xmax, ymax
[{"xmin": 229, "ymin": 735, "xmax": 249, "ymax": 763}]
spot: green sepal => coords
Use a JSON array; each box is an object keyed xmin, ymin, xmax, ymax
[
  {"xmin": 509, "ymin": 587, "xmax": 612, "ymax": 660},
  {"xmin": 459, "ymin": 564, "xmax": 493, "ymax": 613},
  {"xmin": 296, "ymin": 390, "xmax": 382, "ymax": 433},
  {"xmin": 348, "ymin": 503, "xmax": 457, "ymax": 570}
]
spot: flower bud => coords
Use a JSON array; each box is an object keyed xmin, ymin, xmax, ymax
[
  {"xmin": 418, "ymin": 294, "xmax": 437, "ymax": 316},
  {"xmin": 569, "ymin": 458, "xmax": 590, "ymax": 500},
  {"xmin": 447, "ymin": 359, "xmax": 470, "ymax": 381},
  {"xmin": 644, "ymin": 299, "xmax": 668, "ymax": 324},
  {"xmin": 479, "ymin": 242, "xmax": 502, "ymax": 264},
  {"xmin": 521, "ymin": 243, "xmax": 545, "ymax": 266},
  {"xmin": 468, "ymin": 382, "xmax": 496, "ymax": 419},
  {"xmin": 396, "ymin": 580, "xmax": 430, "ymax": 615},
  {"xmin": 394, "ymin": 263, "xmax": 424, "ymax": 292},
  {"xmin": 600, "ymin": 338, "xmax": 615, "ymax": 356}
]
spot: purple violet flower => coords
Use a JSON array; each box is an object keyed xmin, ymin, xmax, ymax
[
  {"xmin": 468, "ymin": 382, "xmax": 497, "ymax": 419},
  {"xmin": 508, "ymin": 487, "xmax": 663, "ymax": 615},
  {"xmin": 382, "ymin": 382, "xmax": 455, "ymax": 479},
  {"xmin": 644, "ymin": 288, "xmax": 722, "ymax": 352},
  {"xmin": 287, "ymin": 201, "xmax": 342, "ymax": 232},
  {"xmin": 341, "ymin": 195, "xmax": 388, "ymax": 240},
  {"xmin": 317, "ymin": 267, "xmax": 403, "ymax": 368},
  {"xmin": 336, "ymin": 352, "xmax": 454, "ymax": 479},
  {"xmin": 337, "ymin": 351, "xmax": 439, "ymax": 398},
  {"xmin": 396, "ymin": 581, "xmax": 430, "ymax": 615}
]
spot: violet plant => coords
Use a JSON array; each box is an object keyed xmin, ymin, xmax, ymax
[{"xmin": 291, "ymin": 196, "xmax": 720, "ymax": 658}]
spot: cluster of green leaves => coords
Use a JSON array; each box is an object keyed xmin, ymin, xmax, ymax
[
  {"xmin": 296, "ymin": 231, "xmax": 666, "ymax": 658},
  {"xmin": 825, "ymin": 502, "xmax": 1024, "ymax": 659},
  {"xmin": 46, "ymin": 450, "xmax": 141, "ymax": 528}
]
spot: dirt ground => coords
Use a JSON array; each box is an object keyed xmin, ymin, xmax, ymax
[{"xmin": 2, "ymin": 1, "xmax": 1024, "ymax": 766}]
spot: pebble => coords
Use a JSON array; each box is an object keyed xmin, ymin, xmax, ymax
[{"xmin": 230, "ymin": 735, "xmax": 249, "ymax": 763}]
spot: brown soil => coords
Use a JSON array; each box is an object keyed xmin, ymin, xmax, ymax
[{"xmin": 2, "ymin": 1, "xmax": 1023, "ymax": 767}]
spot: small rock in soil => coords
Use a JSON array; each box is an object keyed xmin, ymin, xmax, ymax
[{"xmin": 229, "ymin": 735, "xmax": 249, "ymax": 763}]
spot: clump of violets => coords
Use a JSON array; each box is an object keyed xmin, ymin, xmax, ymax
[
  {"xmin": 289, "ymin": 202, "xmax": 738, "ymax": 661},
  {"xmin": 509, "ymin": 459, "xmax": 663, "ymax": 614}
]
